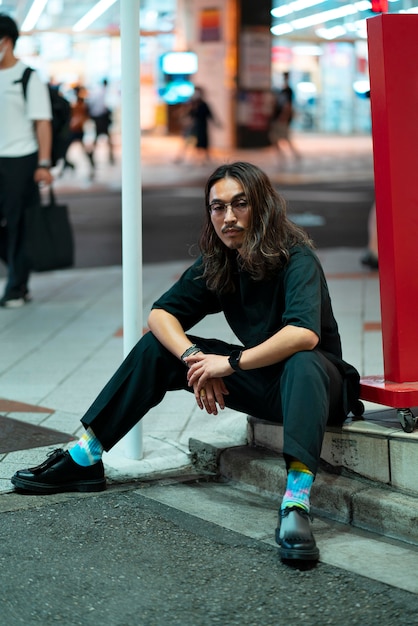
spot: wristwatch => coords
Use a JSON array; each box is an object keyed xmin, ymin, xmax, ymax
[
  {"xmin": 37, "ymin": 159, "xmax": 51, "ymax": 169},
  {"xmin": 228, "ymin": 350, "xmax": 243, "ymax": 371}
]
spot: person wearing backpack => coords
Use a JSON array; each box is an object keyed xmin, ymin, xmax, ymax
[
  {"xmin": 0, "ymin": 13, "xmax": 52, "ymax": 308},
  {"xmin": 20, "ymin": 74, "xmax": 71, "ymax": 171}
]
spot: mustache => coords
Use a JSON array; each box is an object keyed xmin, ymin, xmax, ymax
[{"xmin": 221, "ymin": 225, "xmax": 245, "ymax": 234}]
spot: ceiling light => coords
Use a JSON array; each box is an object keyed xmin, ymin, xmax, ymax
[
  {"xmin": 291, "ymin": 1, "xmax": 371, "ymax": 30},
  {"xmin": 271, "ymin": 23, "xmax": 294, "ymax": 36},
  {"xmin": 73, "ymin": 0, "xmax": 118, "ymax": 32},
  {"xmin": 21, "ymin": 0, "xmax": 48, "ymax": 31},
  {"xmin": 271, "ymin": 0, "xmax": 326, "ymax": 19}
]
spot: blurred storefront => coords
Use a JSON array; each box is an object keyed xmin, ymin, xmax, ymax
[
  {"xmin": 271, "ymin": 37, "xmax": 372, "ymax": 136},
  {"xmin": 7, "ymin": 0, "xmax": 416, "ymax": 145}
]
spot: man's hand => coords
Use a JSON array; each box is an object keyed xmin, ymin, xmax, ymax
[
  {"xmin": 185, "ymin": 353, "xmax": 233, "ymax": 415},
  {"xmin": 192, "ymin": 377, "xmax": 229, "ymax": 415},
  {"xmin": 34, "ymin": 167, "xmax": 53, "ymax": 186},
  {"xmin": 185, "ymin": 353, "xmax": 233, "ymax": 388}
]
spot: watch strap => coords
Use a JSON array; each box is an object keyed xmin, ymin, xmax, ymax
[{"xmin": 228, "ymin": 350, "xmax": 243, "ymax": 371}]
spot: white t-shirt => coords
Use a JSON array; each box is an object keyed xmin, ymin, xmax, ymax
[
  {"xmin": 0, "ymin": 60, "xmax": 52, "ymax": 157},
  {"xmin": 88, "ymin": 85, "xmax": 108, "ymax": 117}
]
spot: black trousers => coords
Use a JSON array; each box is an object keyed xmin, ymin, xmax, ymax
[
  {"xmin": 0, "ymin": 152, "xmax": 39, "ymax": 298},
  {"xmin": 81, "ymin": 332, "xmax": 345, "ymax": 475}
]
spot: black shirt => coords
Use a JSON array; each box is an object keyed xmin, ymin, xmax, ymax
[{"xmin": 152, "ymin": 245, "xmax": 343, "ymax": 359}]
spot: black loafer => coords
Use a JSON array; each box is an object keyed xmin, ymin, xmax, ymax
[
  {"xmin": 276, "ymin": 506, "xmax": 319, "ymax": 561},
  {"xmin": 11, "ymin": 448, "xmax": 106, "ymax": 494}
]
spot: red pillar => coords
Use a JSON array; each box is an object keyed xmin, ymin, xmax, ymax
[{"xmin": 360, "ymin": 14, "xmax": 418, "ymax": 408}]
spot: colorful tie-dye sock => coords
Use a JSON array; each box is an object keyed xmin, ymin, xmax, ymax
[
  {"xmin": 280, "ymin": 460, "xmax": 314, "ymax": 513},
  {"xmin": 69, "ymin": 428, "xmax": 103, "ymax": 467}
]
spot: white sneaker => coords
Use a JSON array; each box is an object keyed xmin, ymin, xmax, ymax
[{"xmin": 0, "ymin": 296, "xmax": 25, "ymax": 308}]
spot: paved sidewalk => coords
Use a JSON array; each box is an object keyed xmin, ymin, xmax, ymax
[
  {"xmin": 0, "ymin": 249, "xmax": 382, "ymax": 494},
  {"xmin": 0, "ymin": 131, "xmax": 381, "ymax": 493}
]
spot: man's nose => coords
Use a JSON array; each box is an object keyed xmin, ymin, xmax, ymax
[{"xmin": 224, "ymin": 206, "xmax": 237, "ymax": 221}]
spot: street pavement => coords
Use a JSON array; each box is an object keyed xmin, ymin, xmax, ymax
[
  {"xmin": 2, "ymin": 132, "xmax": 418, "ymax": 623},
  {"xmin": 2, "ymin": 482, "xmax": 418, "ymax": 626}
]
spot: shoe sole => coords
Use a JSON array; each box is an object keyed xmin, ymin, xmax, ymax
[
  {"xmin": 279, "ymin": 545, "xmax": 319, "ymax": 561},
  {"xmin": 0, "ymin": 298, "xmax": 25, "ymax": 308},
  {"xmin": 11, "ymin": 475, "xmax": 106, "ymax": 494}
]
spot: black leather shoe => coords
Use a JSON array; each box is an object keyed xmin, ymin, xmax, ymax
[
  {"xmin": 275, "ymin": 506, "xmax": 319, "ymax": 561},
  {"xmin": 11, "ymin": 449, "xmax": 106, "ymax": 494}
]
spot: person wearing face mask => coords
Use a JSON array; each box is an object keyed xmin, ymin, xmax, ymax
[{"xmin": 0, "ymin": 13, "xmax": 52, "ymax": 308}]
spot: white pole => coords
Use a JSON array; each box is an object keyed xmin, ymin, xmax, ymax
[{"xmin": 120, "ymin": 0, "xmax": 143, "ymax": 459}]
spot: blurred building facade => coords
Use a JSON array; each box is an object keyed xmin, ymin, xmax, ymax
[{"xmin": 5, "ymin": 0, "xmax": 415, "ymax": 148}]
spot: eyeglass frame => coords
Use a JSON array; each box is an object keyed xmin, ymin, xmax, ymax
[{"xmin": 208, "ymin": 196, "xmax": 250, "ymax": 217}]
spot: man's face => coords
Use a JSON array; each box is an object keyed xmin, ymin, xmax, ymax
[{"xmin": 208, "ymin": 177, "xmax": 250, "ymax": 254}]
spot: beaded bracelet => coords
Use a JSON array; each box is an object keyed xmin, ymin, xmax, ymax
[{"xmin": 181, "ymin": 344, "xmax": 200, "ymax": 366}]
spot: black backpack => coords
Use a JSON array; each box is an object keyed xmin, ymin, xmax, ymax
[{"xmin": 19, "ymin": 67, "xmax": 71, "ymax": 166}]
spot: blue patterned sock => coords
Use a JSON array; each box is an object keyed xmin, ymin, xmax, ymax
[
  {"xmin": 281, "ymin": 461, "xmax": 314, "ymax": 513},
  {"xmin": 69, "ymin": 428, "xmax": 103, "ymax": 467}
]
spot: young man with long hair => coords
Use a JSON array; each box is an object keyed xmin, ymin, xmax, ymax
[{"xmin": 12, "ymin": 162, "xmax": 359, "ymax": 563}]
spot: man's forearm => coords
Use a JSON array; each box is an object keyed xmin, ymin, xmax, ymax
[
  {"xmin": 35, "ymin": 119, "xmax": 52, "ymax": 162},
  {"xmin": 239, "ymin": 325, "xmax": 319, "ymax": 371},
  {"xmin": 147, "ymin": 308, "xmax": 194, "ymax": 362}
]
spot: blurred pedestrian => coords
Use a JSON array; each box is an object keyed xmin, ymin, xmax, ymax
[
  {"xmin": 87, "ymin": 78, "xmax": 114, "ymax": 165},
  {"xmin": 173, "ymin": 100, "xmax": 197, "ymax": 164},
  {"xmin": 63, "ymin": 86, "xmax": 95, "ymax": 179},
  {"xmin": 11, "ymin": 161, "xmax": 360, "ymax": 564},
  {"xmin": 189, "ymin": 86, "xmax": 221, "ymax": 165},
  {"xmin": 269, "ymin": 72, "xmax": 301, "ymax": 165},
  {"xmin": 0, "ymin": 13, "xmax": 52, "ymax": 308}
]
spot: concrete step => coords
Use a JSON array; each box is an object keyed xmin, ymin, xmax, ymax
[
  {"xmin": 189, "ymin": 410, "xmax": 418, "ymax": 547},
  {"xmin": 247, "ymin": 410, "xmax": 418, "ymax": 495}
]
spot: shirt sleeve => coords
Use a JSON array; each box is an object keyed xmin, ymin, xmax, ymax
[
  {"xmin": 151, "ymin": 258, "xmax": 222, "ymax": 331},
  {"xmin": 26, "ymin": 71, "xmax": 52, "ymax": 121},
  {"xmin": 281, "ymin": 247, "xmax": 323, "ymax": 339}
]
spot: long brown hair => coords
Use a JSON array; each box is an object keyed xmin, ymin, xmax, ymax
[{"xmin": 199, "ymin": 162, "xmax": 313, "ymax": 293}]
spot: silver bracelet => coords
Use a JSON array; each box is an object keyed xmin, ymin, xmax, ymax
[{"xmin": 180, "ymin": 344, "xmax": 200, "ymax": 365}]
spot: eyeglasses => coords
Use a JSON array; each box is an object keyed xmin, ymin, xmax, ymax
[{"xmin": 208, "ymin": 198, "xmax": 249, "ymax": 217}]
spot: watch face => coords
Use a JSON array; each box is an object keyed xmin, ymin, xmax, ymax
[{"xmin": 229, "ymin": 350, "xmax": 242, "ymax": 370}]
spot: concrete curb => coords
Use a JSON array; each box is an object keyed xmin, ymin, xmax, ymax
[{"xmin": 189, "ymin": 439, "xmax": 418, "ymax": 547}]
